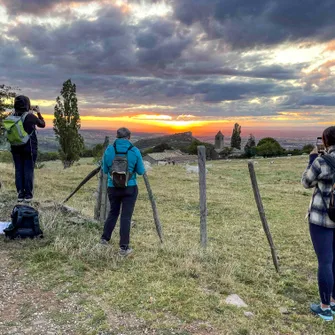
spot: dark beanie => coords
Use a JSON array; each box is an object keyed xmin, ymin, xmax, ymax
[{"xmin": 14, "ymin": 95, "xmax": 31, "ymax": 114}]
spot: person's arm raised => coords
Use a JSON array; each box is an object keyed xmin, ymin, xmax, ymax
[{"xmin": 34, "ymin": 106, "xmax": 45, "ymax": 128}]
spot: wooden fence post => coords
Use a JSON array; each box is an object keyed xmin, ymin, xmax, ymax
[
  {"xmin": 248, "ymin": 161, "xmax": 280, "ymax": 273},
  {"xmin": 197, "ymin": 146, "xmax": 207, "ymax": 248},
  {"xmin": 94, "ymin": 170, "xmax": 102, "ymax": 220},
  {"xmin": 94, "ymin": 136, "xmax": 110, "ymax": 223},
  {"xmin": 143, "ymin": 173, "xmax": 163, "ymax": 243}
]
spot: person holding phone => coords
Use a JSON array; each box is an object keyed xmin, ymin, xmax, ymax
[
  {"xmin": 11, "ymin": 95, "xmax": 45, "ymax": 202},
  {"xmin": 302, "ymin": 126, "xmax": 335, "ymax": 320}
]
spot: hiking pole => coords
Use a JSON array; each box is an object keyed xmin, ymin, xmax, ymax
[
  {"xmin": 248, "ymin": 161, "xmax": 280, "ymax": 273},
  {"xmin": 62, "ymin": 165, "xmax": 101, "ymax": 204},
  {"xmin": 143, "ymin": 172, "xmax": 163, "ymax": 243}
]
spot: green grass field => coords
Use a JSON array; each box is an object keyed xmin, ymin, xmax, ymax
[{"xmin": 0, "ymin": 156, "xmax": 333, "ymax": 334}]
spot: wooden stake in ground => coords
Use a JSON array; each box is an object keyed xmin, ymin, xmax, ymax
[
  {"xmin": 197, "ymin": 146, "xmax": 207, "ymax": 248},
  {"xmin": 248, "ymin": 161, "xmax": 280, "ymax": 273},
  {"xmin": 143, "ymin": 173, "xmax": 163, "ymax": 243},
  {"xmin": 63, "ymin": 166, "xmax": 101, "ymax": 204},
  {"xmin": 94, "ymin": 136, "xmax": 110, "ymax": 222}
]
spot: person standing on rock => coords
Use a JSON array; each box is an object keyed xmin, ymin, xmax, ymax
[
  {"xmin": 100, "ymin": 127, "xmax": 145, "ymax": 256},
  {"xmin": 9, "ymin": 95, "xmax": 45, "ymax": 203},
  {"xmin": 302, "ymin": 126, "xmax": 335, "ymax": 321}
]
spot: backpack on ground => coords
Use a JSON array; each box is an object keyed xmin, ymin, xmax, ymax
[
  {"xmin": 110, "ymin": 143, "xmax": 134, "ymax": 188},
  {"xmin": 3, "ymin": 112, "xmax": 31, "ymax": 146},
  {"xmin": 4, "ymin": 205, "xmax": 43, "ymax": 239},
  {"xmin": 318, "ymin": 155, "xmax": 335, "ymax": 221}
]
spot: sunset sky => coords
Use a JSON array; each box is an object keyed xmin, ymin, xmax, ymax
[{"xmin": 0, "ymin": 0, "xmax": 334, "ymax": 137}]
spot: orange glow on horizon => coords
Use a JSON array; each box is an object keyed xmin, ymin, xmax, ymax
[{"xmin": 42, "ymin": 112, "xmax": 328, "ymax": 136}]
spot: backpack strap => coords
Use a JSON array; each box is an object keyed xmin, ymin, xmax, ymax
[
  {"xmin": 16, "ymin": 210, "xmax": 24, "ymax": 228},
  {"xmin": 323, "ymin": 155, "xmax": 335, "ymax": 206},
  {"xmin": 322, "ymin": 155, "xmax": 335, "ymax": 170},
  {"xmin": 316, "ymin": 155, "xmax": 335, "ymax": 208},
  {"xmin": 21, "ymin": 112, "xmax": 29, "ymax": 122}
]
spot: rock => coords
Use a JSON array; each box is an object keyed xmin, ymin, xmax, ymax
[
  {"xmin": 279, "ymin": 307, "xmax": 289, "ymax": 314},
  {"xmin": 185, "ymin": 165, "xmax": 208, "ymax": 174},
  {"xmin": 244, "ymin": 311, "xmax": 254, "ymax": 318},
  {"xmin": 225, "ymin": 294, "xmax": 248, "ymax": 308}
]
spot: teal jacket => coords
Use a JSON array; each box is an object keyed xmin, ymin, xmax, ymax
[{"xmin": 102, "ymin": 139, "xmax": 145, "ymax": 187}]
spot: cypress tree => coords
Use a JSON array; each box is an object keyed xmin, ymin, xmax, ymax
[
  {"xmin": 0, "ymin": 85, "xmax": 16, "ymax": 144},
  {"xmin": 53, "ymin": 79, "xmax": 84, "ymax": 168},
  {"xmin": 230, "ymin": 123, "xmax": 242, "ymax": 149},
  {"xmin": 244, "ymin": 134, "xmax": 256, "ymax": 157}
]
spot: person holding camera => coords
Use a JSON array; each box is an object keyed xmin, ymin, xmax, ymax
[
  {"xmin": 302, "ymin": 126, "xmax": 335, "ymax": 321},
  {"xmin": 11, "ymin": 95, "xmax": 45, "ymax": 202},
  {"xmin": 100, "ymin": 127, "xmax": 145, "ymax": 256}
]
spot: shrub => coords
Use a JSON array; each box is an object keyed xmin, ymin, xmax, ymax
[
  {"xmin": 256, "ymin": 138, "xmax": 284, "ymax": 157},
  {"xmin": 38, "ymin": 151, "xmax": 60, "ymax": 162}
]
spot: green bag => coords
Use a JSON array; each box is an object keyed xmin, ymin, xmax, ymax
[{"xmin": 3, "ymin": 112, "xmax": 31, "ymax": 146}]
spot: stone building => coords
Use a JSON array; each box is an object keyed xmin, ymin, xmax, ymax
[{"xmin": 215, "ymin": 131, "xmax": 224, "ymax": 150}]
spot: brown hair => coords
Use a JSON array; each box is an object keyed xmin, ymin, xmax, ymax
[
  {"xmin": 322, "ymin": 126, "xmax": 335, "ymax": 148},
  {"xmin": 116, "ymin": 127, "xmax": 131, "ymax": 139}
]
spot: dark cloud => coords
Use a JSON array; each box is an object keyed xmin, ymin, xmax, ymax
[
  {"xmin": 135, "ymin": 18, "xmax": 192, "ymax": 67},
  {"xmin": 281, "ymin": 93, "xmax": 335, "ymax": 107},
  {"xmin": 0, "ymin": 0, "xmax": 92, "ymax": 15},
  {"xmin": 172, "ymin": 0, "xmax": 335, "ymax": 49},
  {"xmin": 8, "ymin": 6, "xmax": 136, "ymax": 74},
  {"xmin": 179, "ymin": 65, "xmax": 300, "ymax": 80},
  {"xmin": 298, "ymin": 95, "xmax": 335, "ymax": 106}
]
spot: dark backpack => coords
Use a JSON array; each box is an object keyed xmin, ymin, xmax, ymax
[
  {"xmin": 318, "ymin": 155, "xmax": 335, "ymax": 221},
  {"xmin": 110, "ymin": 143, "xmax": 134, "ymax": 188},
  {"xmin": 4, "ymin": 205, "xmax": 43, "ymax": 239}
]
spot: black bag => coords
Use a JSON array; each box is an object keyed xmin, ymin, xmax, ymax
[
  {"xmin": 318, "ymin": 155, "xmax": 335, "ymax": 221},
  {"xmin": 4, "ymin": 205, "xmax": 43, "ymax": 239},
  {"xmin": 110, "ymin": 143, "xmax": 134, "ymax": 188}
]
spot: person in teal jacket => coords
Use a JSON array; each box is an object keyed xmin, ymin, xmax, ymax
[{"xmin": 101, "ymin": 127, "xmax": 145, "ymax": 256}]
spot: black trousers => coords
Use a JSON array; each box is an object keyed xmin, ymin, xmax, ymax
[
  {"xmin": 12, "ymin": 151, "xmax": 37, "ymax": 199},
  {"xmin": 309, "ymin": 223, "xmax": 335, "ymax": 305},
  {"xmin": 102, "ymin": 186, "xmax": 138, "ymax": 248}
]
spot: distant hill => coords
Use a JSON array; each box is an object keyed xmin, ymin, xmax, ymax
[
  {"xmin": 35, "ymin": 129, "xmax": 164, "ymax": 152},
  {"xmin": 134, "ymin": 132, "xmax": 199, "ymax": 151}
]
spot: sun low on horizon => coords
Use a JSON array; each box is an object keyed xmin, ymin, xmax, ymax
[{"xmin": 0, "ymin": 0, "xmax": 334, "ymax": 137}]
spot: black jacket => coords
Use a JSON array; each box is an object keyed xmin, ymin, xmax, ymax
[{"xmin": 11, "ymin": 96, "xmax": 45, "ymax": 154}]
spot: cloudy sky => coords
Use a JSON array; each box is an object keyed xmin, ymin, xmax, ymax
[{"xmin": 0, "ymin": 0, "xmax": 334, "ymax": 136}]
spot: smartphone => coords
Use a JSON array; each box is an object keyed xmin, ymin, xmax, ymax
[{"xmin": 316, "ymin": 137, "xmax": 325, "ymax": 153}]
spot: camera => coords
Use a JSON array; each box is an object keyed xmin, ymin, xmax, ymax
[{"xmin": 316, "ymin": 137, "xmax": 325, "ymax": 154}]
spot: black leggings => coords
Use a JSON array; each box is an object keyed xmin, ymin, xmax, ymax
[
  {"xmin": 102, "ymin": 186, "xmax": 138, "ymax": 248},
  {"xmin": 309, "ymin": 223, "xmax": 335, "ymax": 305}
]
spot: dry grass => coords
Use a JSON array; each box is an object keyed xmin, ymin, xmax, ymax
[{"xmin": 0, "ymin": 156, "xmax": 334, "ymax": 334}]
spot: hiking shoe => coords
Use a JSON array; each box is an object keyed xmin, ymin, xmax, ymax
[
  {"xmin": 24, "ymin": 198, "xmax": 33, "ymax": 203},
  {"xmin": 119, "ymin": 247, "xmax": 133, "ymax": 257},
  {"xmin": 17, "ymin": 198, "xmax": 24, "ymax": 203},
  {"xmin": 331, "ymin": 304, "xmax": 335, "ymax": 314},
  {"xmin": 310, "ymin": 303, "xmax": 333, "ymax": 321},
  {"xmin": 100, "ymin": 239, "xmax": 108, "ymax": 245}
]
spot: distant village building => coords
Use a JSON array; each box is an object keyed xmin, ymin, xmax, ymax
[
  {"xmin": 215, "ymin": 131, "xmax": 224, "ymax": 150},
  {"xmin": 143, "ymin": 150, "xmax": 197, "ymax": 165}
]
